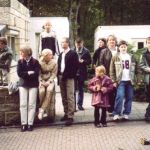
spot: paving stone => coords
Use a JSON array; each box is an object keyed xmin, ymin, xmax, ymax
[{"xmin": 1, "ymin": 122, "xmax": 150, "ymax": 150}]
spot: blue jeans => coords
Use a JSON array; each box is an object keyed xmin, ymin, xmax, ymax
[
  {"xmin": 76, "ymin": 76, "xmax": 84, "ymax": 106},
  {"xmin": 113, "ymin": 81, "xmax": 133, "ymax": 115}
]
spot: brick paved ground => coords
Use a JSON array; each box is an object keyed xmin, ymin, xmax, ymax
[
  {"xmin": 0, "ymin": 92, "xmax": 149, "ymax": 150},
  {"xmin": 0, "ymin": 121, "xmax": 150, "ymax": 150},
  {"xmin": 54, "ymin": 92, "xmax": 147, "ymax": 125}
]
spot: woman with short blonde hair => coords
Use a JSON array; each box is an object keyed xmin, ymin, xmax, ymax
[
  {"xmin": 99, "ymin": 34, "xmax": 118, "ymax": 113},
  {"xmin": 17, "ymin": 45, "xmax": 40, "ymax": 132},
  {"xmin": 19, "ymin": 45, "xmax": 32, "ymax": 57}
]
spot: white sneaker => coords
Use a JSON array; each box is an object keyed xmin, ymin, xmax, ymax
[
  {"xmin": 123, "ymin": 115, "xmax": 129, "ymax": 120},
  {"xmin": 38, "ymin": 108, "xmax": 44, "ymax": 120},
  {"xmin": 113, "ymin": 115, "xmax": 119, "ymax": 121},
  {"xmin": 43, "ymin": 113, "xmax": 48, "ymax": 118}
]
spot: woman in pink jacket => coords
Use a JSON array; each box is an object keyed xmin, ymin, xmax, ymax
[{"xmin": 88, "ymin": 65, "xmax": 113, "ymax": 127}]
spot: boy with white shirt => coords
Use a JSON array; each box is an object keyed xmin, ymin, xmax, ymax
[{"xmin": 110, "ymin": 40, "xmax": 137, "ymax": 121}]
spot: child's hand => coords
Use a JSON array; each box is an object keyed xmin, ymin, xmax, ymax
[
  {"xmin": 95, "ymin": 84, "xmax": 101, "ymax": 91},
  {"xmin": 101, "ymin": 87, "xmax": 107, "ymax": 93},
  {"xmin": 113, "ymin": 83, "xmax": 117, "ymax": 87}
]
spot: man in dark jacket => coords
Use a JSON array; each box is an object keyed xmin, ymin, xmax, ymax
[
  {"xmin": 57, "ymin": 37, "xmax": 78, "ymax": 126},
  {"xmin": 74, "ymin": 37, "xmax": 91, "ymax": 110},
  {"xmin": 139, "ymin": 37, "xmax": 150, "ymax": 122},
  {"xmin": 0, "ymin": 37, "xmax": 12, "ymax": 85}
]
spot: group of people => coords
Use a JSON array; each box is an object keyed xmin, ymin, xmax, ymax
[
  {"xmin": 1, "ymin": 20, "xmax": 150, "ymax": 132},
  {"xmin": 89, "ymin": 36, "xmax": 150, "ymax": 128},
  {"xmin": 16, "ymin": 20, "xmax": 92, "ymax": 132},
  {"xmin": 89, "ymin": 36, "xmax": 137, "ymax": 127}
]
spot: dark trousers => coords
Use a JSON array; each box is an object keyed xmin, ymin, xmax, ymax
[
  {"xmin": 94, "ymin": 106, "xmax": 106, "ymax": 125},
  {"xmin": 145, "ymin": 84, "xmax": 150, "ymax": 119},
  {"xmin": 108, "ymin": 87, "xmax": 116, "ymax": 113},
  {"xmin": 75, "ymin": 76, "xmax": 84, "ymax": 106}
]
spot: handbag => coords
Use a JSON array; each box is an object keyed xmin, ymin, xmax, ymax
[{"xmin": 8, "ymin": 81, "xmax": 19, "ymax": 95}]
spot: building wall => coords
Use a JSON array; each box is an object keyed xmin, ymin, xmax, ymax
[
  {"xmin": 0, "ymin": 0, "xmax": 30, "ymax": 60},
  {"xmin": 94, "ymin": 25, "xmax": 150, "ymax": 51}
]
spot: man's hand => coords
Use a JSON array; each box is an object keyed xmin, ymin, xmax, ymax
[
  {"xmin": 79, "ymin": 59, "xmax": 84, "ymax": 63},
  {"xmin": 28, "ymin": 71, "xmax": 34, "ymax": 75},
  {"xmin": 145, "ymin": 67, "xmax": 150, "ymax": 73}
]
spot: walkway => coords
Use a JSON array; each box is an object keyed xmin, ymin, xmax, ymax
[{"xmin": 52, "ymin": 92, "xmax": 147, "ymax": 126}]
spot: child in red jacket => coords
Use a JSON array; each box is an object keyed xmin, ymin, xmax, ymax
[{"xmin": 88, "ymin": 65, "xmax": 113, "ymax": 127}]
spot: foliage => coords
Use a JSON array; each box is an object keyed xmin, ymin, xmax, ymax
[
  {"xmin": 19, "ymin": 0, "xmax": 150, "ymax": 101},
  {"xmin": 19, "ymin": 0, "xmax": 150, "ymax": 52},
  {"xmin": 130, "ymin": 47, "xmax": 147, "ymax": 102}
]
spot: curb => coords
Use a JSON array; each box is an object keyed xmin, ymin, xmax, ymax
[{"xmin": 0, "ymin": 118, "xmax": 147, "ymax": 129}]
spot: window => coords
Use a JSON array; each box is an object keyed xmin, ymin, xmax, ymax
[{"xmin": 7, "ymin": 36, "xmax": 16, "ymax": 60}]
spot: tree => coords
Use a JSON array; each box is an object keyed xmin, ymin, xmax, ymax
[{"xmin": 19, "ymin": 0, "xmax": 150, "ymax": 51}]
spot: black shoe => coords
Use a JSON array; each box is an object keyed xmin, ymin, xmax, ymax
[
  {"xmin": 94, "ymin": 123, "xmax": 101, "ymax": 128},
  {"xmin": 74, "ymin": 109, "xmax": 78, "ymax": 112},
  {"xmin": 102, "ymin": 123, "xmax": 107, "ymax": 127},
  {"xmin": 145, "ymin": 117, "xmax": 150, "ymax": 122},
  {"xmin": 21, "ymin": 125, "xmax": 27, "ymax": 132},
  {"xmin": 28, "ymin": 125, "xmax": 33, "ymax": 131},
  {"xmin": 108, "ymin": 113, "xmax": 114, "ymax": 117},
  {"xmin": 78, "ymin": 104, "xmax": 84, "ymax": 111},
  {"xmin": 65, "ymin": 118, "xmax": 73, "ymax": 126},
  {"xmin": 60, "ymin": 115, "xmax": 68, "ymax": 121}
]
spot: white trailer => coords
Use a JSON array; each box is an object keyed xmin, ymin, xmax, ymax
[{"xmin": 94, "ymin": 25, "xmax": 150, "ymax": 51}]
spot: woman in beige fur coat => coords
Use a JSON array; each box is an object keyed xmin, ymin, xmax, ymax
[{"xmin": 38, "ymin": 49, "xmax": 57, "ymax": 120}]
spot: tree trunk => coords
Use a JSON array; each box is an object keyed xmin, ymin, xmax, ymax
[
  {"xmin": 74, "ymin": 0, "xmax": 81, "ymax": 37},
  {"xmin": 68, "ymin": 0, "xmax": 74, "ymax": 48}
]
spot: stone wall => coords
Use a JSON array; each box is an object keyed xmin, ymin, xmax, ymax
[
  {"xmin": 0, "ymin": 87, "xmax": 56, "ymax": 126},
  {"xmin": 0, "ymin": 0, "xmax": 10, "ymax": 7},
  {"xmin": 0, "ymin": 87, "xmax": 20, "ymax": 126}
]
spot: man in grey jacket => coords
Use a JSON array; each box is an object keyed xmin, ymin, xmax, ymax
[
  {"xmin": 0, "ymin": 37, "xmax": 12, "ymax": 85},
  {"xmin": 139, "ymin": 37, "xmax": 150, "ymax": 121}
]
